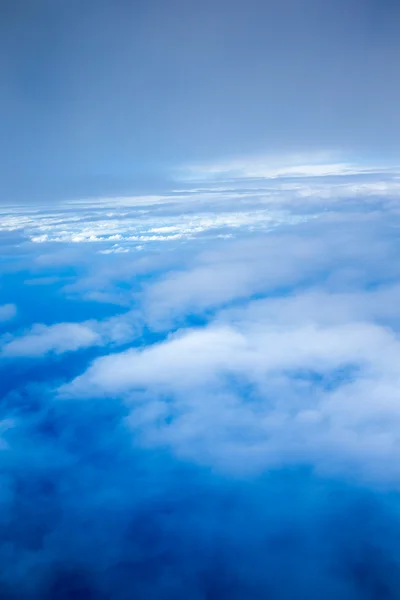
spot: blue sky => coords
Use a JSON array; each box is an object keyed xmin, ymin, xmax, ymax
[{"xmin": 2, "ymin": 1, "xmax": 400, "ymax": 599}]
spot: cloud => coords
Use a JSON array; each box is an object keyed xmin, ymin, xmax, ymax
[
  {"xmin": 3, "ymin": 295, "xmax": 400, "ymax": 595},
  {"xmin": 2, "ymin": 164, "xmax": 400, "ymax": 597},
  {"xmin": 179, "ymin": 154, "xmax": 397, "ymax": 181},
  {"xmin": 3, "ymin": 0, "xmax": 400, "ymax": 595},
  {"xmin": 60, "ymin": 313, "xmax": 400, "ymax": 481},
  {"xmin": 49, "ymin": 201, "xmax": 400, "ymax": 484},
  {"xmin": 0, "ymin": 304, "xmax": 16, "ymax": 323},
  {"xmin": 0, "ymin": 309, "xmax": 143, "ymax": 358},
  {"xmin": 138, "ymin": 212, "xmax": 400, "ymax": 329},
  {"xmin": 2, "ymin": 378, "xmax": 400, "ymax": 599},
  {"xmin": 1, "ymin": 322, "xmax": 102, "ymax": 357},
  {"xmin": 0, "ymin": 193, "xmax": 307, "ymax": 246},
  {"xmin": 2, "ymin": 163, "xmax": 400, "ymax": 256}
]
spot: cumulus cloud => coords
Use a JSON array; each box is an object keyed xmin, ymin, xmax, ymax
[{"xmin": 60, "ymin": 315, "xmax": 400, "ymax": 480}]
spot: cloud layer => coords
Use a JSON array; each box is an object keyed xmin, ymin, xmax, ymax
[{"xmin": 2, "ymin": 170, "xmax": 400, "ymax": 597}]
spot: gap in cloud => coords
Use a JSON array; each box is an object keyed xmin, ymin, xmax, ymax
[{"xmin": 0, "ymin": 271, "xmax": 126, "ymax": 331}]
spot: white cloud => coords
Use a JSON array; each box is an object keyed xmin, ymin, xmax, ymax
[
  {"xmin": 179, "ymin": 153, "xmax": 400, "ymax": 182},
  {"xmin": 138, "ymin": 214, "xmax": 400, "ymax": 328},
  {"xmin": 4, "ymin": 160, "xmax": 400, "ymax": 486},
  {"xmin": 50, "ymin": 202, "xmax": 400, "ymax": 483},
  {"xmin": 60, "ymin": 312, "xmax": 400, "ymax": 482},
  {"xmin": 62, "ymin": 321, "xmax": 399, "ymax": 395},
  {"xmin": 2, "ymin": 158, "xmax": 400, "ymax": 257},
  {"xmin": 0, "ymin": 309, "xmax": 142, "ymax": 358},
  {"xmin": 218, "ymin": 285, "xmax": 400, "ymax": 330},
  {"xmin": 1, "ymin": 322, "xmax": 102, "ymax": 357}
]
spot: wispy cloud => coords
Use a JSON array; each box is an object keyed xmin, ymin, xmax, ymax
[
  {"xmin": 0, "ymin": 304, "xmax": 17, "ymax": 322},
  {"xmin": 1, "ymin": 322, "xmax": 102, "ymax": 357},
  {"xmin": 178, "ymin": 153, "xmax": 400, "ymax": 182}
]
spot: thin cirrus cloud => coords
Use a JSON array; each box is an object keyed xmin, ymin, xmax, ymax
[{"xmin": 177, "ymin": 154, "xmax": 398, "ymax": 181}]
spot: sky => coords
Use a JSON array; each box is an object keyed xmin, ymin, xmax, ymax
[
  {"xmin": 2, "ymin": 1, "xmax": 400, "ymax": 599},
  {"xmin": 1, "ymin": 0, "xmax": 400, "ymax": 201}
]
